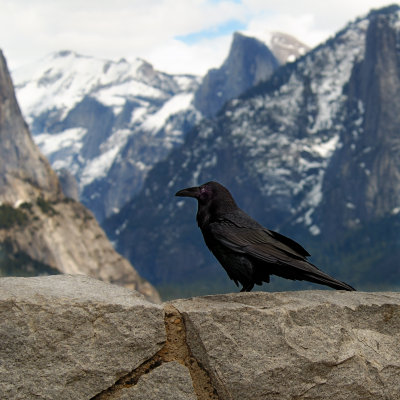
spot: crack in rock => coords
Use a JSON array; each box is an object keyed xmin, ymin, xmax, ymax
[{"xmin": 91, "ymin": 303, "xmax": 219, "ymax": 400}]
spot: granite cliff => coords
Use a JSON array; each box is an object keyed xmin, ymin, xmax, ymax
[
  {"xmin": 193, "ymin": 32, "xmax": 280, "ymax": 118},
  {"xmin": 0, "ymin": 50, "xmax": 159, "ymax": 303},
  {"xmin": 0, "ymin": 51, "xmax": 61, "ymax": 204},
  {"xmin": 13, "ymin": 31, "xmax": 306, "ymax": 222}
]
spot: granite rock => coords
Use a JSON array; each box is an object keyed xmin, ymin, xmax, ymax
[
  {"xmin": 173, "ymin": 291, "xmax": 400, "ymax": 400},
  {"xmin": 118, "ymin": 362, "xmax": 196, "ymax": 400},
  {"xmin": 0, "ymin": 275, "xmax": 165, "ymax": 400},
  {"xmin": 1, "ymin": 275, "xmax": 400, "ymax": 400}
]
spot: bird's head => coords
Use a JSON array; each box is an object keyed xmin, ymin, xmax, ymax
[
  {"xmin": 175, "ymin": 181, "xmax": 237, "ymax": 226},
  {"xmin": 175, "ymin": 181, "xmax": 230, "ymax": 203}
]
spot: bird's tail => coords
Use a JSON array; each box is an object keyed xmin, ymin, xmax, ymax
[
  {"xmin": 269, "ymin": 259, "xmax": 356, "ymax": 291},
  {"xmin": 301, "ymin": 268, "xmax": 356, "ymax": 291}
]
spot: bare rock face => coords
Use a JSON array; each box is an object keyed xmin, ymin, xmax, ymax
[
  {"xmin": 266, "ymin": 31, "xmax": 310, "ymax": 64},
  {"xmin": 320, "ymin": 8, "xmax": 400, "ymax": 238},
  {"xmin": 118, "ymin": 362, "xmax": 197, "ymax": 400},
  {"xmin": 0, "ymin": 51, "xmax": 61, "ymax": 204},
  {"xmin": 0, "ymin": 199, "xmax": 160, "ymax": 302},
  {"xmin": 193, "ymin": 32, "xmax": 279, "ymax": 117},
  {"xmin": 173, "ymin": 291, "xmax": 400, "ymax": 400},
  {"xmin": 0, "ymin": 50, "xmax": 160, "ymax": 303},
  {"xmin": 0, "ymin": 275, "xmax": 165, "ymax": 400},
  {"xmin": 1, "ymin": 275, "xmax": 399, "ymax": 400},
  {"xmin": 57, "ymin": 168, "xmax": 80, "ymax": 201}
]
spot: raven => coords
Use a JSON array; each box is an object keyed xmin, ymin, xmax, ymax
[{"xmin": 176, "ymin": 181, "xmax": 355, "ymax": 292}]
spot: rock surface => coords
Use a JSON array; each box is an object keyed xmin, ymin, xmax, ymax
[
  {"xmin": 0, "ymin": 50, "xmax": 61, "ymax": 204},
  {"xmin": 118, "ymin": 362, "xmax": 197, "ymax": 400},
  {"xmin": 1, "ymin": 275, "xmax": 399, "ymax": 400},
  {"xmin": 0, "ymin": 275, "xmax": 165, "ymax": 400},
  {"xmin": 173, "ymin": 291, "xmax": 400, "ymax": 400},
  {"xmin": 57, "ymin": 168, "xmax": 80, "ymax": 201},
  {"xmin": 0, "ymin": 49, "xmax": 160, "ymax": 303},
  {"xmin": 265, "ymin": 31, "xmax": 310, "ymax": 64},
  {"xmin": 193, "ymin": 32, "xmax": 279, "ymax": 117},
  {"xmin": 0, "ymin": 199, "xmax": 160, "ymax": 302}
]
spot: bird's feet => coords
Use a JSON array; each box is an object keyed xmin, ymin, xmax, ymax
[{"xmin": 240, "ymin": 283, "xmax": 254, "ymax": 292}]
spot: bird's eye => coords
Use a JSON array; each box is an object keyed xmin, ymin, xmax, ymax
[{"xmin": 199, "ymin": 186, "xmax": 211, "ymax": 201}]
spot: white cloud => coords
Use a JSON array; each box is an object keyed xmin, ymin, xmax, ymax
[
  {"xmin": 244, "ymin": 13, "xmax": 331, "ymax": 48},
  {"xmin": 145, "ymin": 35, "xmax": 233, "ymax": 75},
  {"xmin": 0, "ymin": 0, "xmax": 395, "ymax": 75}
]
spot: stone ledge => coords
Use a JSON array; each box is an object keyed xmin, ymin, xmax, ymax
[
  {"xmin": 0, "ymin": 275, "xmax": 165, "ymax": 400},
  {"xmin": 1, "ymin": 275, "xmax": 399, "ymax": 400}
]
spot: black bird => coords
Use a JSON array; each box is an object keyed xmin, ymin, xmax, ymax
[{"xmin": 176, "ymin": 181, "xmax": 355, "ymax": 292}]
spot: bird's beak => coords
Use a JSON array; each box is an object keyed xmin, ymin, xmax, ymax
[{"xmin": 175, "ymin": 186, "xmax": 200, "ymax": 198}]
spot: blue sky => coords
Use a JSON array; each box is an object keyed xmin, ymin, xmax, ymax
[
  {"xmin": 0, "ymin": 0, "xmax": 395, "ymax": 75},
  {"xmin": 176, "ymin": 19, "xmax": 247, "ymax": 44}
]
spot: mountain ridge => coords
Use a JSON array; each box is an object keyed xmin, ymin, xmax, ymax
[
  {"xmin": 13, "ymin": 31, "xmax": 307, "ymax": 222},
  {"xmin": 0, "ymin": 50, "xmax": 62, "ymax": 205},
  {"xmin": 105, "ymin": 5, "xmax": 400, "ymax": 296},
  {"xmin": 13, "ymin": 50, "xmax": 201, "ymax": 222},
  {"xmin": 0, "ymin": 50, "xmax": 160, "ymax": 302}
]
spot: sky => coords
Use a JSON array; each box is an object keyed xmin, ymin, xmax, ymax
[{"xmin": 0, "ymin": 0, "xmax": 396, "ymax": 76}]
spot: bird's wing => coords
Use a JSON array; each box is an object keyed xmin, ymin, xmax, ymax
[
  {"xmin": 208, "ymin": 217, "xmax": 356, "ymax": 291},
  {"xmin": 210, "ymin": 217, "xmax": 310, "ymax": 262}
]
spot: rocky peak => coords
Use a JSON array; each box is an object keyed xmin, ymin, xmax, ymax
[
  {"xmin": 193, "ymin": 32, "xmax": 279, "ymax": 117},
  {"xmin": 136, "ymin": 59, "xmax": 156, "ymax": 80},
  {"xmin": 104, "ymin": 6, "xmax": 400, "ymax": 296},
  {"xmin": 0, "ymin": 50, "xmax": 160, "ymax": 302},
  {"xmin": 266, "ymin": 31, "xmax": 310, "ymax": 63},
  {"xmin": 13, "ymin": 50, "xmax": 201, "ymax": 222},
  {"xmin": 0, "ymin": 51, "xmax": 62, "ymax": 204},
  {"xmin": 319, "ymin": 6, "xmax": 400, "ymax": 237}
]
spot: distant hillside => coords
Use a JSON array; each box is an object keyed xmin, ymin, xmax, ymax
[
  {"xmin": 13, "ymin": 51, "xmax": 201, "ymax": 222},
  {"xmin": 105, "ymin": 5, "xmax": 400, "ymax": 297},
  {"xmin": 0, "ymin": 50, "xmax": 160, "ymax": 303},
  {"xmin": 13, "ymin": 31, "xmax": 306, "ymax": 223}
]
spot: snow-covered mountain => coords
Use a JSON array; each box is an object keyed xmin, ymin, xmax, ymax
[
  {"xmin": 193, "ymin": 31, "xmax": 310, "ymax": 118},
  {"xmin": 13, "ymin": 51, "xmax": 201, "ymax": 221},
  {"xmin": 193, "ymin": 32, "xmax": 280, "ymax": 117},
  {"xmin": 105, "ymin": 5, "xmax": 400, "ymax": 296},
  {"xmin": 13, "ymin": 31, "xmax": 306, "ymax": 222},
  {"xmin": 0, "ymin": 49, "xmax": 160, "ymax": 302},
  {"xmin": 255, "ymin": 31, "xmax": 310, "ymax": 64}
]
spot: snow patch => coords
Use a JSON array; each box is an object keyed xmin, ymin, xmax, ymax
[
  {"xmin": 80, "ymin": 146, "xmax": 120, "ymax": 187},
  {"xmin": 80, "ymin": 128, "xmax": 131, "ymax": 187},
  {"xmin": 93, "ymin": 80, "xmax": 167, "ymax": 111},
  {"xmin": 311, "ymin": 135, "xmax": 339, "ymax": 158},
  {"xmin": 35, "ymin": 128, "xmax": 87, "ymax": 155},
  {"xmin": 141, "ymin": 93, "xmax": 194, "ymax": 132}
]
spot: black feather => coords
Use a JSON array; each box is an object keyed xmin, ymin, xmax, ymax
[{"xmin": 176, "ymin": 181, "xmax": 355, "ymax": 292}]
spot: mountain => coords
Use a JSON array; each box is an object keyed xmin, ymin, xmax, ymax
[
  {"xmin": 318, "ymin": 7, "xmax": 400, "ymax": 238},
  {"xmin": 0, "ymin": 50, "xmax": 160, "ymax": 303},
  {"xmin": 259, "ymin": 31, "xmax": 310, "ymax": 64},
  {"xmin": 193, "ymin": 32, "xmax": 280, "ymax": 117},
  {"xmin": 193, "ymin": 31, "xmax": 309, "ymax": 118},
  {"xmin": 105, "ymin": 5, "xmax": 400, "ymax": 298},
  {"xmin": 13, "ymin": 31, "xmax": 306, "ymax": 223},
  {"xmin": 13, "ymin": 51, "xmax": 201, "ymax": 222},
  {"xmin": 0, "ymin": 52, "xmax": 61, "ymax": 204}
]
